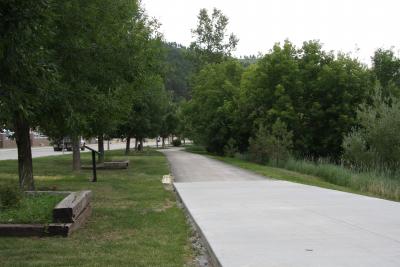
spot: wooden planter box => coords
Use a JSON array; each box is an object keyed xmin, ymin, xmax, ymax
[
  {"xmin": 0, "ymin": 190, "xmax": 92, "ymax": 237},
  {"xmin": 82, "ymin": 160, "xmax": 129, "ymax": 170}
]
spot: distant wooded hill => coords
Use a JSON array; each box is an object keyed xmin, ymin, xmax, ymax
[{"xmin": 163, "ymin": 42, "xmax": 259, "ymax": 101}]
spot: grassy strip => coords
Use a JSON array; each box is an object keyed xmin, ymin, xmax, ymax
[
  {"xmin": 185, "ymin": 146, "xmax": 400, "ymax": 201},
  {"xmin": 0, "ymin": 194, "xmax": 65, "ymax": 224},
  {"xmin": 283, "ymin": 159, "xmax": 400, "ymax": 201},
  {"xmin": 0, "ymin": 149, "xmax": 193, "ymax": 267},
  {"xmin": 184, "ymin": 145, "xmax": 207, "ymax": 155}
]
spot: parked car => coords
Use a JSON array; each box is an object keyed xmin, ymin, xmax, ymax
[
  {"xmin": 52, "ymin": 138, "xmax": 85, "ymax": 151},
  {"xmin": 0, "ymin": 129, "xmax": 14, "ymax": 139}
]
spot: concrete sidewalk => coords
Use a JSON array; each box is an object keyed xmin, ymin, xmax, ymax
[
  {"xmin": 162, "ymin": 148, "xmax": 265, "ymax": 182},
  {"xmin": 164, "ymin": 149, "xmax": 400, "ymax": 267}
]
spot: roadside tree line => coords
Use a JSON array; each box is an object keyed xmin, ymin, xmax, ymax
[
  {"xmin": 0, "ymin": 0, "xmax": 179, "ymax": 190},
  {"xmin": 182, "ymin": 8, "xmax": 400, "ymax": 176}
]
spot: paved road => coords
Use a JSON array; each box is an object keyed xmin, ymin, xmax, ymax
[
  {"xmin": 0, "ymin": 140, "xmax": 160, "ymax": 161},
  {"xmin": 163, "ymin": 148, "xmax": 264, "ymax": 182},
  {"xmin": 163, "ymin": 148, "xmax": 400, "ymax": 267}
]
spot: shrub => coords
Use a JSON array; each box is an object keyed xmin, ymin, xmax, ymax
[
  {"xmin": 223, "ymin": 138, "xmax": 237, "ymax": 157},
  {"xmin": 343, "ymin": 91, "xmax": 400, "ymax": 172},
  {"xmin": 0, "ymin": 185, "xmax": 22, "ymax": 209},
  {"xmin": 185, "ymin": 145, "xmax": 207, "ymax": 154},
  {"xmin": 172, "ymin": 139, "xmax": 182, "ymax": 147},
  {"xmin": 249, "ymin": 119, "xmax": 293, "ymax": 166}
]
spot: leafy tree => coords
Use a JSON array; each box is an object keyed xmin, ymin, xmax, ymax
[
  {"xmin": 119, "ymin": 75, "xmax": 167, "ymax": 153},
  {"xmin": 303, "ymin": 52, "xmax": 371, "ymax": 158},
  {"xmin": 240, "ymin": 40, "xmax": 372, "ymax": 159},
  {"xmin": 372, "ymin": 48, "xmax": 400, "ymax": 97},
  {"xmin": 91, "ymin": 3, "xmax": 163, "ymax": 161},
  {"xmin": 239, "ymin": 41, "xmax": 300, "ymax": 153},
  {"xmin": 159, "ymin": 101, "xmax": 179, "ymax": 148},
  {"xmin": 175, "ymin": 100, "xmax": 194, "ymax": 144},
  {"xmin": 187, "ymin": 60, "xmax": 243, "ymax": 154},
  {"xmin": 184, "ymin": 8, "xmax": 241, "ymax": 154},
  {"xmin": 116, "ymin": 15, "xmax": 166, "ymax": 153},
  {"xmin": 0, "ymin": 0, "xmax": 58, "ymax": 190},
  {"xmin": 190, "ymin": 8, "xmax": 239, "ymax": 67},
  {"xmin": 50, "ymin": 0, "xmax": 152, "ymax": 165}
]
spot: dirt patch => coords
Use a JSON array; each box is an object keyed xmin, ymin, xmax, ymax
[
  {"xmin": 153, "ymin": 198, "xmax": 175, "ymax": 212},
  {"xmin": 86, "ymin": 229, "xmax": 136, "ymax": 242}
]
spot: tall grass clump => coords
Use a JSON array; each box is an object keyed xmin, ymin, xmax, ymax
[
  {"xmin": 283, "ymin": 158, "xmax": 400, "ymax": 201},
  {"xmin": 284, "ymin": 158, "xmax": 352, "ymax": 186},
  {"xmin": 0, "ymin": 184, "xmax": 22, "ymax": 209},
  {"xmin": 281, "ymin": 90, "xmax": 400, "ymax": 200},
  {"xmin": 185, "ymin": 144, "xmax": 207, "ymax": 154}
]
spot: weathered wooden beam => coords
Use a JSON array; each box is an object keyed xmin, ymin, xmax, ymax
[
  {"xmin": 0, "ymin": 224, "xmax": 45, "ymax": 237},
  {"xmin": 25, "ymin": 191, "xmax": 71, "ymax": 196},
  {"xmin": 53, "ymin": 190, "xmax": 92, "ymax": 223},
  {"xmin": 103, "ymin": 160, "xmax": 129, "ymax": 169},
  {"xmin": 81, "ymin": 160, "xmax": 129, "ymax": 170},
  {"xmin": 46, "ymin": 223, "xmax": 71, "ymax": 237},
  {"xmin": 0, "ymin": 191, "xmax": 92, "ymax": 237},
  {"xmin": 68, "ymin": 204, "xmax": 92, "ymax": 235},
  {"xmin": 48, "ymin": 205, "xmax": 92, "ymax": 237}
]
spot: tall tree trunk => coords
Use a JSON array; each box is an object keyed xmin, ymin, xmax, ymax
[
  {"xmin": 14, "ymin": 114, "xmax": 34, "ymax": 190},
  {"xmin": 72, "ymin": 135, "xmax": 81, "ymax": 171},
  {"xmin": 134, "ymin": 138, "xmax": 138, "ymax": 151},
  {"xmin": 98, "ymin": 135, "xmax": 104, "ymax": 163},
  {"xmin": 125, "ymin": 135, "xmax": 131, "ymax": 155},
  {"xmin": 162, "ymin": 137, "xmax": 165, "ymax": 148},
  {"xmin": 139, "ymin": 138, "xmax": 143, "ymax": 151}
]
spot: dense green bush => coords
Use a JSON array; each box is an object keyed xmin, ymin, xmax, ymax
[
  {"xmin": 172, "ymin": 139, "xmax": 182, "ymax": 147},
  {"xmin": 186, "ymin": 41, "xmax": 372, "ymax": 159},
  {"xmin": 249, "ymin": 119, "xmax": 293, "ymax": 165},
  {"xmin": 237, "ymin": 41, "xmax": 372, "ymax": 159},
  {"xmin": 186, "ymin": 60, "xmax": 243, "ymax": 155},
  {"xmin": 343, "ymin": 92, "xmax": 400, "ymax": 172},
  {"xmin": 223, "ymin": 138, "xmax": 237, "ymax": 157},
  {"xmin": 0, "ymin": 185, "xmax": 22, "ymax": 209}
]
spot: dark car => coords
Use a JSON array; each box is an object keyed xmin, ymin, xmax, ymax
[{"xmin": 52, "ymin": 138, "xmax": 85, "ymax": 151}]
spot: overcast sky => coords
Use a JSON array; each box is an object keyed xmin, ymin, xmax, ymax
[{"xmin": 142, "ymin": 0, "xmax": 399, "ymax": 65}]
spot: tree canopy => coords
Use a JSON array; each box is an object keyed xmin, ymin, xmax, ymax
[
  {"xmin": 185, "ymin": 39, "xmax": 373, "ymax": 159},
  {"xmin": 190, "ymin": 8, "xmax": 239, "ymax": 67},
  {"xmin": 2, "ymin": 2, "xmax": 400, "ymax": 188},
  {"xmin": 0, "ymin": 0, "xmax": 58, "ymax": 189},
  {"xmin": 0, "ymin": 0, "xmax": 168, "ymax": 188}
]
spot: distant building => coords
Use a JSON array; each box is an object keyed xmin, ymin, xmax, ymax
[{"xmin": 0, "ymin": 131, "xmax": 50, "ymax": 149}]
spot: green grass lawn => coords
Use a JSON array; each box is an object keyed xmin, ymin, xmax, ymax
[
  {"xmin": 0, "ymin": 149, "xmax": 194, "ymax": 267},
  {"xmin": 0, "ymin": 193, "xmax": 65, "ymax": 224}
]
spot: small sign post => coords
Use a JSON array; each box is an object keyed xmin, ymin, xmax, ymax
[{"xmin": 84, "ymin": 146, "xmax": 101, "ymax": 182}]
